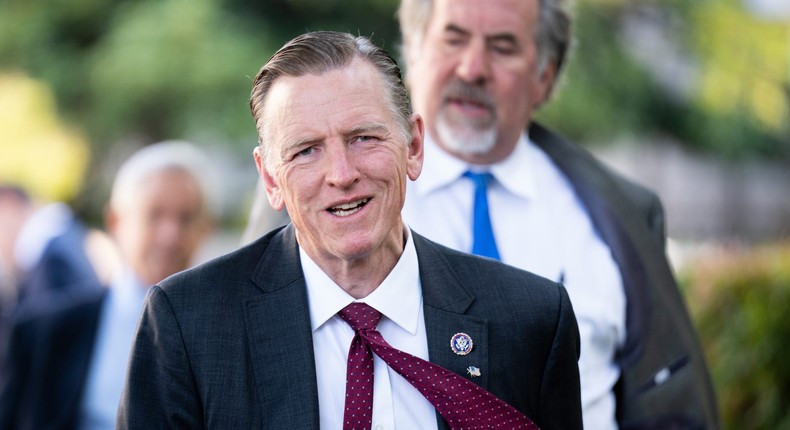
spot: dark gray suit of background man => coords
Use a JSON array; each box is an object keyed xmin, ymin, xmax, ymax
[{"xmin": 118, "ymin": 31, "xmax": 583, "ymax": 429}]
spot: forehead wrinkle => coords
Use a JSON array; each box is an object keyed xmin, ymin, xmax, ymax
[
  {"xmin": 444, "ymin": 24, "xmax": 470, "ymax": 37},
  {"xmin": 439, "ymin": 0, "xmax": 535, "ymax": 37},
  {"xmin": 343, "ymin": 122, "xmax": 390, "ymax": 138},
  {"xmin": 276, "ymin": 120, "xmax": 391, "ymax": 161},
  {"xmin": 282, "ymin": 135, "xmax": 322, "ymax": 154},
  {"xmin": 487, "ymin": 33, "xmax": 519, "ymax": 44},
  {"xmin": 282, "ymin": 117, "xmax": 390, "ymax": 143},
  {"xmin": 445, "ymin": 23, "xmax": 519, "ymax": 45},
  {"xmin": 264, "ymin": 60, "xmax": 396, "ymax": 160}
]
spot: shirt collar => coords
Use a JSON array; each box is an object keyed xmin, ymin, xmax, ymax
[
  {"xmin": 107, "ymin": 268, "xmax": 149, "ymax": 317},
  {"xmin": 413, "ymin": 133, "xmax": 468, "ymax": 195},
  {"xmin": 415, "ymin": 131, "xmax": 538, "ymax": 200},
  {"xmin": 303, "ymin": 228, "xmax": 422, "ymax": 335}
]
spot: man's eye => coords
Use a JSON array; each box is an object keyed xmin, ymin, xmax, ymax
[
  {"xmin": 491, "ymin": 43, "xmax": 517, "ymax": 55},
  {"xmin": 353, "ymin": 136, "xmax": 377, "ymax": 143},
  {"xmin": 296, "ymin": 147, "xmax": 315, "ymax": 157},
  {"xmin": 444, "ymin": 37, "xmax": 465, "ymax": 47}
]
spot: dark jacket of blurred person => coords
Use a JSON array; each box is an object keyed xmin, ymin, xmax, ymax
[
  {"xmin": 0, "ymin": 141, "xmax": 214, "ymax": 430},
  {"xmin": 0, "ymin": 186, "xmax": 101, "ymax": 315}
]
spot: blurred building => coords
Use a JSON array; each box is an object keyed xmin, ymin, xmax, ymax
[{"xmin": 593, "ymin": 138, "xmax": 790, "ymax": 243}]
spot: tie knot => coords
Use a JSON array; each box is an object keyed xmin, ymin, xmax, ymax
[
  {"xmin": 338, "ymin": 302, "xmax": 382, "ymax": 332},
  {"xmin": 463, "ymin": 170, "xmax": 493, "ymax": 188}
]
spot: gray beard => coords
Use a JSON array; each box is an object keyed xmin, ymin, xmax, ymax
[{"xmin": 435, "ymin": 112, "xmax": 497, "ymax": 156}]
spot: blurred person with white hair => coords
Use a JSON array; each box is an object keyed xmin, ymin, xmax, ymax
[{"xmin": 0, "ymin": 141, "xmax": 214, "ymax": 430}]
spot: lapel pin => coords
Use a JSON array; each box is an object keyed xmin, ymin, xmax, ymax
[
  {"xmin": 450, "ymin": 332, "xmax": 474, "ymax": 356},
  {"xmin": 467, "ymin": 366, "xmax": 481, "ymax": 378}
]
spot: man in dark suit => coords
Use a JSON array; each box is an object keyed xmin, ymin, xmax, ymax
[
  {"xmin": 397, "ymin": 0, "xmax": 719, "ymax": 428},
  {"xmin": 0, "ymin": 185, "xmax": 101, "ymax": 314},
  {"xmin": 0, "ymin": 186, "xmax": 103, "ymax": 370},
  {"xmin": 0, "ymin": 141, "xmax": 214, "ymax": 430},
  {"xmin": 118, "ymin": 31, "xmax": 582, "ymax": 429}
]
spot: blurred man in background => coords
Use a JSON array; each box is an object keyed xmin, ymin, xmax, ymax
[
  {"xmin": 0, "ymin": 184, "xmax": 102, "ymax": 315},
  {"xmin": 397, "ymin": 0, "xmax": 718, "ymax": 429},
  {"xmin": 0, "ymin": 141, "xmax": 214, "ymax": 430}
]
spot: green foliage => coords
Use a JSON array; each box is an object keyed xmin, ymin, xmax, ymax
[
  {"xmin": 680, "ymin": 0, "xmax": 790, "ymax": 159},
  {"xmin": 537, "ymin": 4, "xmax": 660, "ymax": 141},
  {"xmin": 224, "ymin": 0, "xmax": 400, "ymax": 47},
  {"xmin": 540, "ymin": 1, "xmax": 789, "ymax": 160},
  {"xmin": 85, "ymin": 0, "xmax": 274, "ymax": 146},
  {"xmin": 0, "ymin": 0, "xmax": 402, "ymax": 152},
  {"xmin": 682, "ymin": 244, "xmax": 790, "ymax": 430}
]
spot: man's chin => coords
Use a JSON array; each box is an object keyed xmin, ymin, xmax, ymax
[{"xmin": 436, "ymin": 120, "xmax": 497, "ymax": 156}]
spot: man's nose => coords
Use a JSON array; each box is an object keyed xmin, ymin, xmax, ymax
[
  {"xmin": 456, "ymin": 41, "xmax": 491, "ymax": 84},
  {"xmin": 324, "ymin": 145, "xmax": 360, "ymax": 189},
  {"xmin": 155, "ymin": 217, "xmax": 185, "ymax": 248}
]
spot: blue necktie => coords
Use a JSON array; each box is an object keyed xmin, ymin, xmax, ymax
[{"xmin": 463, "ymin": 171, "xmax": 500, "ymax": 260}]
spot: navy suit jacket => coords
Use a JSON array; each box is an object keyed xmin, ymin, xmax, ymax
[
  {"xmin": 14, "ymin": 216, "xmax": 102, "ymax": 312},
  {"xmin": 0, "ymin": 213, "xmax": 101, "ymax": 390},
  {"xmin": 530, "ymin": 123, "xmax": 719, "ymax": 429},
  {"xmin": 118, "ymin": 226, "xmax": 582, "ymax": 429},
  {"xmin": 0, "ymin": 289, "xmax": 107, "ymax": 430}
]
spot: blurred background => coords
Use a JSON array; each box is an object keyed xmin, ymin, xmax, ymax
[{"xmin": 0, "ymin": 0, "xmax": 788, "ymax": 427}]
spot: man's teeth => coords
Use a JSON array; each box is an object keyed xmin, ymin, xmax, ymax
[{"xmin": 330, "ymin": 199, "xmax": 368, "ymax": 217}]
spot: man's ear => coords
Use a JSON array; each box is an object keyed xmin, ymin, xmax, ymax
[
  {"xmin": 535, "ymin": 60, "xmax": 558, "ymax": 107},
  {"xmin": 253, "ymin": 146, "xmax": 285, "ymax": 211},
  {"xmin": 104, "ymin": 205, "xmax": 119, "ymax": 237},
  {"xmin": 406, "ymin": 113, "xmax": 425, "ymax": 181}
]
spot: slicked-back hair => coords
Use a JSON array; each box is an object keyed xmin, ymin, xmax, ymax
[
  {"xmin": 250, "ymin": 31, "xmax": 413, "ymax": 171},
  {"xmin": 397, "ymin": 0, "xmax": 573, "ymax": 83}
]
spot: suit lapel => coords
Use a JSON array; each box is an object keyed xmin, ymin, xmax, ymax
[
  {"xmin": 413, "ymin": 234, "xmax": 490, "ymax": 430},
  {"xmin": 240, "ymin": 228, "xmax": 494, "ymax": 428},
  {"xmin": 243, "ymin": 226, "xmax": 320, "ymax": 428}
]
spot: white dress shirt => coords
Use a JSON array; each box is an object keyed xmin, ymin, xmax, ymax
[
  {"xmin": 304, "ymin": 229, "xmax": 438, "ymax": 430},
  {"xmin": 79, "ymin": 269, "xmax": 148, "ymax": 430},
  {"xmin": 402, "ymin": 132, "xmax": 626, "ymax": 430}
]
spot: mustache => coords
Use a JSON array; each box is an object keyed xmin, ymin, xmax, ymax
[{"xmin": 442, "ymin": 80, "xmax": 494, "ymax": 109}]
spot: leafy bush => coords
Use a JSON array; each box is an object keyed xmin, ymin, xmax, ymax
[{"xmin": 681, "ymin": 242, "xmax": 790, "ymax": 430}]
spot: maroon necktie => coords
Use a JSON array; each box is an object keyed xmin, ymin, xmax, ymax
[{"xmin": 339, "ymin": 302, "xmax": 539, "ymax": 430}]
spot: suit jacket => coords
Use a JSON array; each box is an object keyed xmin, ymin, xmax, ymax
[
  {"xmin": 0, "ymin": 289, "xmax": 107, "ymax": 430},
  {"xmin": 15, "ymin": 215, "xmax": 102, "ymax": 311},
  {"xmin": 118, "ymin": 226, "xmax": 582, "ymax": 429},
  {"xmin": 530, "ymin": 123, "xmax": 719, "ymax": 429}
]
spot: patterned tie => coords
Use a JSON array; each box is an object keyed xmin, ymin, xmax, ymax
[
  {"xmin": 339, "ymin": 302, "xmax": 538, "ymax": 430},
  {"xmin": 463, "ymin": 171, "xmax": 500, "ymax": 260}
]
